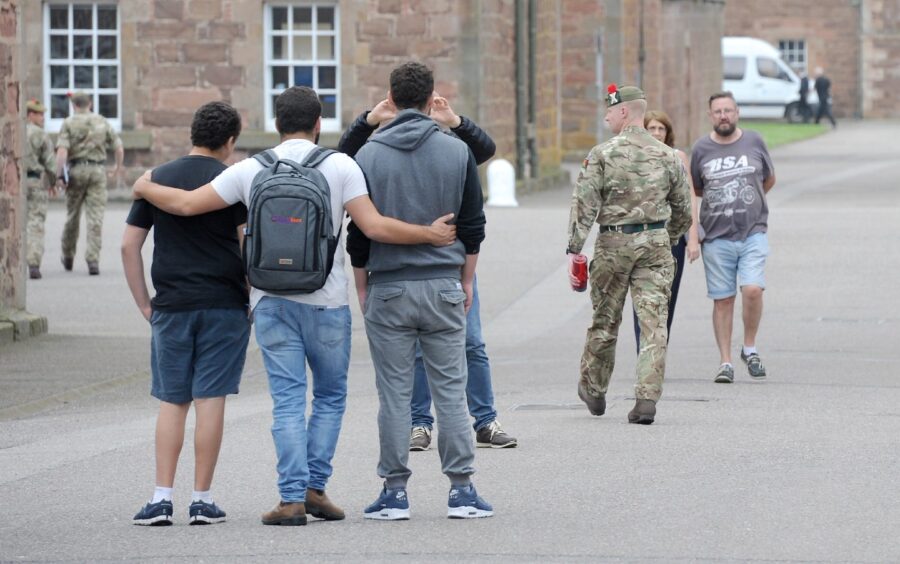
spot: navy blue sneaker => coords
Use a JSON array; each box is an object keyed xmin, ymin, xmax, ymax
[
  {"xmin": 363, "ymin": 486, "xmax": 410, "ymax": 520},
  {"xmin": 189, "ymin": 500, "xmax": 226, "ymax": 525},
  {"xmin": 447, "ymin": 484, "xmax": 493, "ymax": 519},
  {"xmin": 133, "ymin": 499, "xmax": 173, "ymax": 526}
]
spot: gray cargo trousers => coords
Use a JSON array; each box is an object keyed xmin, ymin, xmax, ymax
[{"xmin": 364, "ymin": 277, "xmax": 476, "ymax": 488}]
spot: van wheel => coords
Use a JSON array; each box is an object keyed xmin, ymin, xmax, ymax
[{"xmin": 785, "ymin": 102, "xmax": 802, "ymax": 124}]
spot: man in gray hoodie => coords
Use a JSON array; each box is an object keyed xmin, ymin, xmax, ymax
[{"xmin": 349, "ymin": 62, "xmax": 492, "ymax": 520}]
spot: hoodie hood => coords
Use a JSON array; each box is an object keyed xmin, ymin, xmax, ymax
[{"xmin": 370, "ymin": 108, "xmax": 439, "ymax": 152}]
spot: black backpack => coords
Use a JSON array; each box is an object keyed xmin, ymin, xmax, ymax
[{"xmin": 243, "ymin": 147, "xmax": 338, "ymax": 294}]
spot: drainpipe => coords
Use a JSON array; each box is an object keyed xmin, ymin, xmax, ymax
[
  {"xmin": 528, "ymin": 0, "xmax": 539, "ymax": 178},
  {"xmin": 515, "ymin": 1, "xmax": 528, "ymax": 179},
  {"xmin": 637, "ymin": 0, "xmax": 645, "ymax": 88}
]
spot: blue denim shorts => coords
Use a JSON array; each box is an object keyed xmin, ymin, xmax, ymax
[
  {"xmin": 701, "ymin": 232, "xmax": 769, "ymax": 299},
  {"xmin": 150, "ymin": 308, "xmax": 251, "ymax": 404}
]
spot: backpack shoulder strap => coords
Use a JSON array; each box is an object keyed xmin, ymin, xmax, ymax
[
  {"xmin": 301, "ymin": 147, "xmax": 337, "ymax": 169},
  {"xmin": 252, "ymin": 149, "xmax": 278, "ymax": 168}
]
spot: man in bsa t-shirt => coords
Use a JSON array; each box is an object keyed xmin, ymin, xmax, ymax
[{"xmin": 690, "ymin": 91, "xmax": 776, "ymax": 385}]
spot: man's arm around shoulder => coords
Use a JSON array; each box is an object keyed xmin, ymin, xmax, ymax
[{"xmin": 133, "ymin": 171, "xmax": 229, "ymax": 216}]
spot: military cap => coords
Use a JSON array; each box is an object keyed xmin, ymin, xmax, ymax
[
  {"xmin": 68, "ymin": 90, "xmax": 91, "ymax": 105},
  {"xmin": 605, "ymin": 83, "xmax": 645, "ymax": 107},
  {"xmin": 25, "ymin": 99, "xmax": 46, "ymax": 113}
]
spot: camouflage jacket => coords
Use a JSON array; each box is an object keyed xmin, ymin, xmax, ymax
[
  {"xmin": 567, "ymin": 125, "xmax": 692, "ymax": 253},
  {"xmin": 25, "ymin": 122, "xmax": 56, "ymax": 183},
  {"xmin": 56, "ymin": 112, "xmax": 122, "ymax": 163}
]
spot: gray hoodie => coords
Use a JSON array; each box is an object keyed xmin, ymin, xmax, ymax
[{"xmin": 352, "ymin": 109, "xmax": 486, "ymax": 284}]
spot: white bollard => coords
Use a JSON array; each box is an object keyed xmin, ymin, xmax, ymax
[{"xmin": 486, "ymin": 158, "xmax": 518, "ymax": 207}]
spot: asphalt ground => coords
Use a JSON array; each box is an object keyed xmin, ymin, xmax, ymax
[{"xmin": 1, "ymin": 120, "xmax": 898, "ymax": 563}]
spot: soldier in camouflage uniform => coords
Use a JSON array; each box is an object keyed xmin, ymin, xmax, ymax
[
  {"xmin": 24, "ymin": 99, "xmax": 57, "ymax": 280},
  {"xmin": 55, "ymin": 91, "xmax": 123, "ymax": 275},
  {"xmin": 566, "ymin": 84, "xmax": 692, "ymax": 424}
]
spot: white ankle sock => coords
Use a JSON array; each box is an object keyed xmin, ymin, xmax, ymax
[
  {"xmin": 721, "ymin": 362, "xmax": 733, "ymax": 368},
  {"xmin": 152, "ymin": 487, "xmax": 173, "ymax": 503},
  {"xmin": 743, "ymin": 346, "xmax": 757, "ymax": 356},
  {"xmin": 192, "ymin": 490, "xmax": 212, "ymax": 503}
]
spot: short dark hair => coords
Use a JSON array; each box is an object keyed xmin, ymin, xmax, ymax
[
  {"xmin": 389, "ymin": 62, "xmax": 434, "ymax": 110},
  {"xmin": 275, "ymin": 86, "xmax": 321, "ymax": 135},
  {"xmin": 190, "ymin": 101, "xmax": 242, "ymax": 150},
  {"xmin": 708, "ymin": 91, "xmax": 736, "ymax": 107}
]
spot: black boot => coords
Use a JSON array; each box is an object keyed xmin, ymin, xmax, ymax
[
  {"xmin": 627, "ymin": 399, "xmax": 656, "ymax": 425},
  {"xmin": 577, "ymin": 382, "xmax": 606, "ymax": 416}
]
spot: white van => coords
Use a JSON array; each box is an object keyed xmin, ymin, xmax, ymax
[{"xmin": 722, "ymin": 36, "xmax": 818, "ymax": 122}]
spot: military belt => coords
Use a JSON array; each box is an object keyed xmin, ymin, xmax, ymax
[
  {"xmin": 26, "ymin": 170, "xmax": 42, "ymax": 179},
  {"xmin": 69, "ymin": 159, "xmax": 105, "ymax": 167},
  {"xmin": 600, "ymin": 221, "xmax": 666, "ymax": 234}
]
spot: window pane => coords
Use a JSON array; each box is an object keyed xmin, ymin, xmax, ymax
[
  {"xmin": 272, "ymin": 66, "xmax": 289, "ymax": 90},
  {"xmin": 50, "ymin": 6, "xmax": 69, "ymax": 29},
  {"xmin": 317, "ymin": 36, "xmax": 334, "ymax": 60},
  {"xmin": 51, "ymin": 94, "xmax": 70, "ymax": 119},
  {"xmin": 320, "ymin": 94, "xmax": 336, "ymax": 118},
  {"xmin": 74, "ymin": 66, "xmax": 93, "ymax": 88},
  {"xmin": 98, "ymin": 66, "xmax": 117, "ymax": 88},
  {"xmin": 73, "ymin": 5, "xmax": 92, "ymax": 29},
  {"xmin": 50, "ymin": 36, "xmax": 68, "ymax": 59},
  {"xmin": 73, "ymin": 35, "xmax": 93, "ymax": 59},
  {"xmin": 293, "ymin": 7, "xmax": 312, "ymax": 30},
  {"xmin": 294, "ymin": 36, "xmax": 312, "ymax": 60},
  {"xmin": 318, "ymin": 66, "xmax": 336, "ymax": 89},
  {"xmin": 51, "ymin": 65, "xmax": 69, "ymax": 88},
  {"xmin": 294, "ymin": 66, "xmax": 313, "ymax": 87},
  {"xmin": 723, "ymin": 56, "xmax": 746, "ymax": 80},
  {"xmin": 271, "ymin": 7, "xmax": 288, "ymax": 30},
  {"xmin": 318, "ymin": 7, "xmax": 335, "ymax": 30},
  {"xmin": 272, "ymin": 95, "xmax": 279, "ymax": 111},
  {"xmin": 272, "ymin": 36, "xmax": 285, "ymax": 60},
  {"xmin": 97, "ymin": 6, "xmax": 116, "ymax": 30},
  {"xmin": 97, "ymin": 36, "xmax": 116, "ymax": 59},
  {"xmin": 98, "ymin": 94, "xmax": 117, "ymax": 118},
  {"xmin": 757, "ymin": 58, "xmax": 779, "ymax": 79}
]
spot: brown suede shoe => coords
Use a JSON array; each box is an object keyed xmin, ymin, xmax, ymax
[
  {"xmin": 61, "ymin": 256, "xmax": 73, "ymax": 271},
  {"xmin": 261, "ymin": 501, "xmax": 307, "ymax": 526},
  {"xmin": 577, "ymin": 381, "xmax": 606, "ymax": 416},
  {"xmin": 87, "ymin": 261, "xmax": 99, "ymax": 275},
  {"xmin": 29, "ymin": 266, "xmax": 41, "ymax": 280},
  {"xmin": 306, "ymin": 488, "xmax": 345, "ymax": 521},
  {"xmin": 627, "ymin": 399, "xmax": 656, "ymax": 425}
]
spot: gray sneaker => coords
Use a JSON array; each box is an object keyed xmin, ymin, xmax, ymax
[
  {"xmin": 409, "ymin": 426, "xmax": 432, "ymax": 451},
  {"xmin": 475, "ymin": 420, "xmax": 517, "ymax": 448},
  {"xmin": 714, "ymin": 363, "xmax": 734, "ymax": 384},
  {"xmin": 741, "ymin": 350, "xmax": 767, "ymax": 379}
]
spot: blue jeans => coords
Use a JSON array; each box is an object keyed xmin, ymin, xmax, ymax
[
  {"xmin": 411, "ymin": 279, "xmax": 497, "ymax": 431},
  {"xmin": 252, "ymin": 297, "xmax": 351, "ymax": 502}
]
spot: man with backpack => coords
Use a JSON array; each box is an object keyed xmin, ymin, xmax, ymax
[{"xmin": 133, "ymin": 86, "xmax": 457, "ymax": 527}]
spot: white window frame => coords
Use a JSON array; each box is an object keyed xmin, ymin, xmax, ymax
[
  {"xmin": 43, "ymin": 2, "xmax": 121, "ymax": 132},
  {"xmin": 778, "ymin": 39, "xmax": 807, "ymax": 74},
  {"xmin": 263, "ymin": 3, "xmax": 341, "ymax": 133}
]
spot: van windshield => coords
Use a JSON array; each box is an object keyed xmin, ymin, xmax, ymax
[{"xmin": 724, "ymin": 56, "xmax": 746, "ymax": 80}]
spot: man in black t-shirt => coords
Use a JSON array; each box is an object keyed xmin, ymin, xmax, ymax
[
  {"xmin": 814, "ymin": 66, "xmax": 837, "ymax": 128},
  {"xmin": 122, "ymin": 102, "xmax": 249, "ymax": 526}
]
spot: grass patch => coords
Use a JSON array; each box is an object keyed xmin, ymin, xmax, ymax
[{"xmin": 744, "ymin": 120, "xmax": 828, "ymax": 149}]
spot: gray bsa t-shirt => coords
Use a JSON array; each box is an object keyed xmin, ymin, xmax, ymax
[{"xmin": 690, "ymin": 130, "xmax": 774, "ymax": 243}]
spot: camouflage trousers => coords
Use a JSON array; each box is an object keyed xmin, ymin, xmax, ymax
[
  {"xmin": 26, "ymin": 177, "xmax": 49, "ymax": 267},
  {"xmin": 580, "ymin": 229, "xmax": 675, "ymax": 402},
  {"xmin": 62, "ymin": 164, "xmax": 107, "ymax": 263}
]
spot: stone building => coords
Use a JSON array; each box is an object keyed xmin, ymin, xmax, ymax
[{"xmin": 724, "ymin": 0, "xmax": 900, "ymax": 118}]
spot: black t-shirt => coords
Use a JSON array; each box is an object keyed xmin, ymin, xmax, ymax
[{"xmin": 126, "ymin": 155, "xmax": 248, "ymax": 312}]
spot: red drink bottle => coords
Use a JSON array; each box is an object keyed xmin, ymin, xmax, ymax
[{"xmin": 572, "ymin": 254, "xmax": 588, "ymax": 292}]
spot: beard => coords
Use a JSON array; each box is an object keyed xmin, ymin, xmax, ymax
[{"xmin": 714, "ymin": 122, "xmax": 736, "ymax": 137}]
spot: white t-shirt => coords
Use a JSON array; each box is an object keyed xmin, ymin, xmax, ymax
[{"xmin": 211, "ymin": 138, "xmax": 368, "ymax": 309}]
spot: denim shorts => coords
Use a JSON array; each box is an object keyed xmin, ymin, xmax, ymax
[
  {"xmin": 701, "ymin": 232, "xmax": 769, "ymax": 299},
  {"xmin": 150, "ymin": 308, "xmax": 251, "ymax": 404}
]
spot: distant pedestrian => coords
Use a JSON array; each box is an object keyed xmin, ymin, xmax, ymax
[
  {"xmin": 23, "ymin": 99, "xmax": 57, "ymax": 280},
  {"xmin": 123, "ymin": 102, "xmax": 249, "ymax": 527},
  {"xmin": 798, "ymin": 71, "xmax": 812, "ymax": 124},
  {"xmin": 568, "ymin": 84, "xmax": 692, "ymax": 425},
  {"xmin": 55, "ymin": 91, "xmax": 123, "ymax": 275},
  {"xmin": 632, "ymin": 110, "xmax": 701, "ymax": 353},
  {"xmin": 690, "ymin": 91, "xmax": 776, "ymax": 384},
  {"xmin": 813, "ymin": 67, "xmax": 837, "ymax": 128}
]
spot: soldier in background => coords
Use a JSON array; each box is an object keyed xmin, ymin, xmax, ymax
[
  {"xmin": 566, "ymin": 84, "xmax": 692, "ymax": 425},
  {"xmin": 24, "ymin": 99, "xmax": 57, "ymax": 280},
  {"xmin": 55, "ymin": 91, "xmax": 124, "ymax": 275}
]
